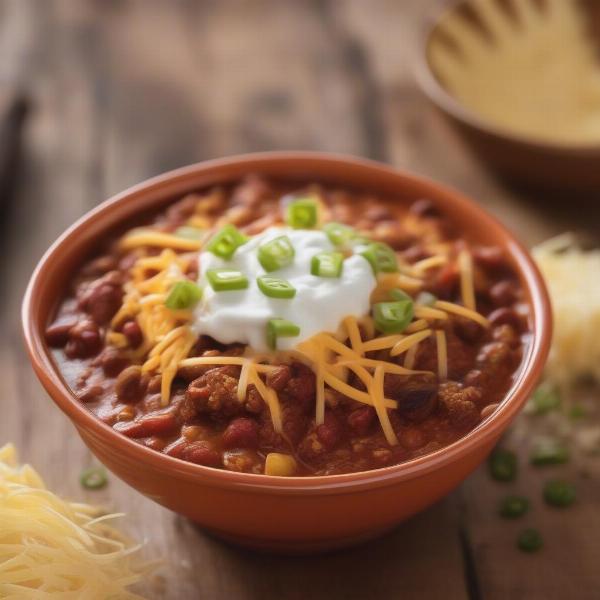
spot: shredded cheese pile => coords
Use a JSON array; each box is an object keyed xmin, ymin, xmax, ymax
[
  {"xmin": 0, "ymin": 444, "xmax": 149, "ymax": 599},
  {"xmin": 533, "ymin": 233, "xmax": 600, "ymax": 386}
]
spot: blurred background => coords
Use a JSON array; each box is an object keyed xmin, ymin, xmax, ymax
[{"xmin": 1, "ymin": 1, "xmax": 599, "ymax": 598}]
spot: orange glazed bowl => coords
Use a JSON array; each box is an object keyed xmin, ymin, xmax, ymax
[{"xmin": 22, "ymin": 153, "xmax": 551, "ymax": 553}]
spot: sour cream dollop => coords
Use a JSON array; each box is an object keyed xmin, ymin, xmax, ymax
[{"xmin": 193, "ymin": 227, "xmax": 376, "ymax": 352}]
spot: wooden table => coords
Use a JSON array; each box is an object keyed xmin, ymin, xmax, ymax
[{"xmin": 1, "ymin": 1, "xmax": 599, "ymax": 598}]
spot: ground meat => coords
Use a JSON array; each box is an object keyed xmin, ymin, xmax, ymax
[
  {"xmin": 438, "ymin": 381, "xmax": 481, "ymax": 430},
  {"xmin": 180, "ymin": 366, "xmax": 241, "ymax": 421},
  {"xmin": 282, "ymin": 362, "xmax": 316, "ymax": 412}
]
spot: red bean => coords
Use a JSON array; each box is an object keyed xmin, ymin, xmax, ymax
[
  {"xmin": 99, "ymin": 347, "xmax": 130, "ymax": 377},
  {"xmin": 348, "ymin": 406, "xmax": 376, "ymax": 436},
  {"xmin": 122, "ymin": 320, "xmax": 143, "ymax": 348},
  {"xmin": 410, "ymin": 198, "xmax": 440, "ymax": 218},
  {"xmin": 84, "ymin": 281, "xmax": 123, "ymax": 324},
  {"xmin": 114, "ymin": 366, "xmax": 146, "ymax": 402},
  {"xmin": 489, "ymin": 280, "xmax": 518, "ymax": 307},
  {"xmin": 222, "ymin": 418, "xmax": 259, "ymax": 449},
  {"xmin": 114, "ymin": 411, "xmax": 178, "ymax": 438},
  {"xmin": 45, "ymin": 320, "xmax": 76, "ymax": 347},
  {"xmin": 65, "ymin": 321, "xmax": 102, "ymax": 359},
  {"xmin": 76, "ymin": 384, "xmax": 103, "ymax": 403},
  {"xmin": 472, "ymin": 246, "xmax": 506, "ymax": 270},
  {"xmin": 165, "ymin": 439, "xmax": 222, "ymax": 467},
  {"xmin": 266, "ymin": 365, "xmax": 291, "ymax": 392},
  {"xmin": 316, "ymin": 412, "xmax": 342, "ymax": 450},
  {"xmin": 488, "ymin": 307, "xmax": 522, "ymax": 331},
  {"xmin": 453, "ymin": 317, "xmax": 484, "ymax": 343}
]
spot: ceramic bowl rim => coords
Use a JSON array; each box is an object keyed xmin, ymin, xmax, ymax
[{"xmin": 22, "ymin": 151, "xmax": 552, "ymax": 495}]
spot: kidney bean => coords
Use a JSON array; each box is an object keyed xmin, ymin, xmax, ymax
[
  {"xmin": 222, "ymin": 418, "xmax": 259, "ymax": 449},
  {"xmin": 99, "ymin": 347, "xmax": 130, "ymax": 377},
  {"xmin": 316, "ymin": 412, "xmax": 342, "ymax": 450},
  {"xmin": 473, "ymin": 246, "xmax": 506, "ymax": 270},
  {"xmin": 81, "ymin": 255, "xmax": 118, "ymax": 277},
  {"xmin": 284, "ymin": 363, "xmax": 316, "ymax": 413},
  {"xmin": 65, "ymin": 321, "xmax": 102, "ymax": 359},
  {"xmin": 115, "ymin": 365, "xmax": 146, "ymax": 402},
  {"xmin": 146, "ymin": 374, "xmax": 162, "ymax": 395},
  {"xmin": 114, "ymin": 411, "xmax": 178, "ymax": 438},
  {"xmin": 45, "ymin": 320, "xmax": 77, "ymax": 347},
  {"xmin": 145, "ymin": 437, "xmax": 168, "ymax": 451},
  {"xmin": 76, "ymin": 384, "xmax": 103, "ymax": 403},
  {"xmin": 410, "ymin": 198, "xmax": 440, "ymax": 218},
  {"xmin": 84, "ymin": 281, "xmax": 123, "ymax": 325},
  {"xmin": 480, "ymin": 403, "xmax": 500, "ymax": 420},
  {"xmin": 490, "ymin": 280, "xmax": 518, "ymax": 306},
  {"xmin": 122, "ymin": 320, "xmax": 143, "ymax": 348},
  {"xmin": 431, "ymin": 263, "xmax": 459, "ymax": 299},
  {"xmin": 165, "ymin": 439, "xmax": 222, "ymax": 467},
  {"xmin": 348, "ymin": 406, "xmax": 376, "ymax": 436},
  {"xmin": 266, "ymin": 365, "xmax": 291, "ymax": 392},
  {"xmin": 453, "ymin": 317, "xmax": 484, "ymax": 343},
  {"xmin": 488, "ymin": 307, "xmax": 523, "ymax": 331}
]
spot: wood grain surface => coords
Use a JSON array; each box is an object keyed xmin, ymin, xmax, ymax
[{"xmin": 0, "ymin": 1, "xmax": 598, "ymax": 598}]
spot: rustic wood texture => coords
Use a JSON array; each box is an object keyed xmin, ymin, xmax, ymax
[{"xmin": 0, "ymin": 1, "xmax": 598, "ymax": 598}]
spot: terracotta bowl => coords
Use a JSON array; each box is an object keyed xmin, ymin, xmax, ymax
[
  {"xmin": 417, "ymin": 0, "xmax": 600, "ymax": 192},
  {"xmin": 22, "ymin": 152, "xmax": 551, "ymax": 553}
]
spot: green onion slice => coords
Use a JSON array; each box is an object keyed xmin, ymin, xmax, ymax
[
  {"xmin": 499, "ymin": 496, "xmax": 529, "ymax": 519},
  {"xmin": 373, "ymin": 299, "xmax": 414, "ymax": 334},
  {"xmin": 390, "ymin": 288, "xmax": 412, "ymax": 302},
  {"xmin": 525, "ymin": 384, "xmax": 561, "ymax": 415},
  {"xmin": 517, "ymin": 529, "xmax": 543, "ymax": 553},
  {"xmin": 286, "ymin": 197, "xmax": 318, "ymax": 229},
  {"xmin": 257, "ymin": 276, "xmax": 296, "ymax": 299},
  {"xmin": 311, "ymin": 252, "xmax": 344, "ymax": 278},
  {"xmin": 323, "ymin": 222, "xmax": 356, "ymax": 246},
  {"xmin": 258, "ymin": 236, "xmax": 295, "ymax": 272},
  {"xmin": 266, "ymin": 318, "xmax": 300, "ymax": 350},
  {"xmin": 165, "ymin": 280, "xmax": 202, "ymax": 309},
  {"xmin": 488, "ymin": 448, "xmax": 518, "ymax": 482},
  {"xmin": 206, "ymin": 224, "xmax": 248, "ymax": 260},
  {"xmin": 174, "ymin": 226, "xmax": 206, "ymax": 241},
  {"xmin": 206, "ymin": 269, "xmax": 249, "ymax": 292},
  {"xmin": 543, "ymin": 480, "xmax": 576, "ymax": 508},
  {"xmin": 80, "ymin": 466, "xmax": 108, "ymax": 490},
  {"xmin": 530, "ymin": 439, "xmax": 569, "ymax": 466},
  {"xmin": 360, "ymin": 242, "xmax": 398, "ymax": 274}
]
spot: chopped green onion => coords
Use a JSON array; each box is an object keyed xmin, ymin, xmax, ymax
[
  {"xmin": 266, "ymin": 318, "xmax": 300, "ymax": 350},
  {"xmin": 286, "ymin": 197, "xmax": 318, "ymax": 229},
  {"xmin": 525, "ymin": 384, "xmax": 561, "ymax": 415},
  {"xmin": 206, "ymin": 269, "xmax": 249, "ymax": 292},
  {"xmin": 373, "ymin": 300, "xmax": 414, "ymax": 334},
  {"xmin": 311, "ymin": 252, "xmax": 344, "ymax": 278},
  {"xmin": 360, "ymin": 242, "xmax": 398, "ymax": 274},
  {"xmin": 206, "ymin": 224, "xmax": 248, "ymax": 260},
  {"xmin": 174, "ymin": 226, "xmax": 206, "ymax": 241},
  {"xmin": 543, "ymin": 480, "xmax": 576, "ymax": 508},
  {"xmin": 257, "ymin": 276, "xmax": 296, "ymax": 299},
  {"xmin": 489, "ymin": 448, "xmax": 517, "ymax": 482},
  {"xmin": 416, "ymin": 291, "xmax": 437, "ymax": 306},
  {"xmin": 165, "ymin": 280, "xmax": 202, "ymax": 309},
  {"xmin": 324, "ymin": 222, "xmax": 356, "ymax": 246},
  {"xmin": 517, "ymin": 529, "xmax": 543, "ymax": 553},
  {"xmin": 390, "ymin": 288, "xmax": 412, "ymax": 302},
  {"xmin": 530, "ymin": 438, "xmax": 569, "ymax": 466},
  {"xmin": 258, "ymin": 236, "xmax": 295, "ymax": 272},
  {"xmin": 499, "ymin": 496, "xmax": 529, "ymax": 519},
  {"xmin": 80, "ymin": 466, "xmax": 108, "ymax": 490}
]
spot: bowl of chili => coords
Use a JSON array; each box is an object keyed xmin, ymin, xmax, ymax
[{"xmin": 22, "ymin": 152, "xmax": 551, "ymax": 552}]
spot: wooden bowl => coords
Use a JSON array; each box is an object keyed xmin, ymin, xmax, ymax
[
  {"xmin": 417, "ymin": 0, "xmax": 600, "ymax": 192},
  {"xmin": 22, "ymin": 153, "xmax": 552, "ymax": 553}
]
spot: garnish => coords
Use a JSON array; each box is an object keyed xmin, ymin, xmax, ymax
[
  {"xmin": 258, "ymin": 235, "xmax": 295, "ymax": 272},
  {"xmin": 360, "ymin": 242, "xmax": 398, "ymax": 274},
  {"xmin": 499, "ymin": 495, "xmax": 529, "ymax": 519},
  {"xmin": 525, "ymin": 384, "xmax": 561, "ymax": 415},
  {"xmin": 517, "ymin": 529, "xmax": 543, "ymax": 553},
  {"xmin": 530, "ymin": 438, "xmax": 569, "ymax": 466},
  {"xmin": 323, "ymin": 222, "xmax": 356, "ymax": 246},
  {"xmin": 543, "ymin": 480, "xmax": 576, "ymax": 507},
  {"xmin": 489, "ymin": 448, "xmax": 518, "ymax": 482},
  {"xmin": 206, "ymin": 269, "xmax": 249, "ymax": 292},
  {"xmin": 266, "ymin": 318, "xmax": 300, "ymax": 350},
  {"xmin": 373, "ymin": 299, "xmax": 414, "ymax": 334},
  {"xmin": 311, "ymin": 251, "xmax": 344, "ymax": 278},
  {"xmin": 286, "ymin": 197, "xmax": 318, "ymax": 229},
  {"xmin": 165, "ymin": 280, "xmax": 202, "ymax": 309},
  {"xmin": 257, "ymin": 276, "xmax": 296, "ymax": 299},
  {"xmin": 80, "ymin": 466, "xmax": 108, "ymax": 490},
  {"xmin": 206, "ymin": 224, "xmax": 248, "ymax": 260}
]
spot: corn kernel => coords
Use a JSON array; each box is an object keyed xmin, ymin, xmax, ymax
[{"xmin": 264, "ymin": 453, "xmax": 297, "ymax": 476}]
